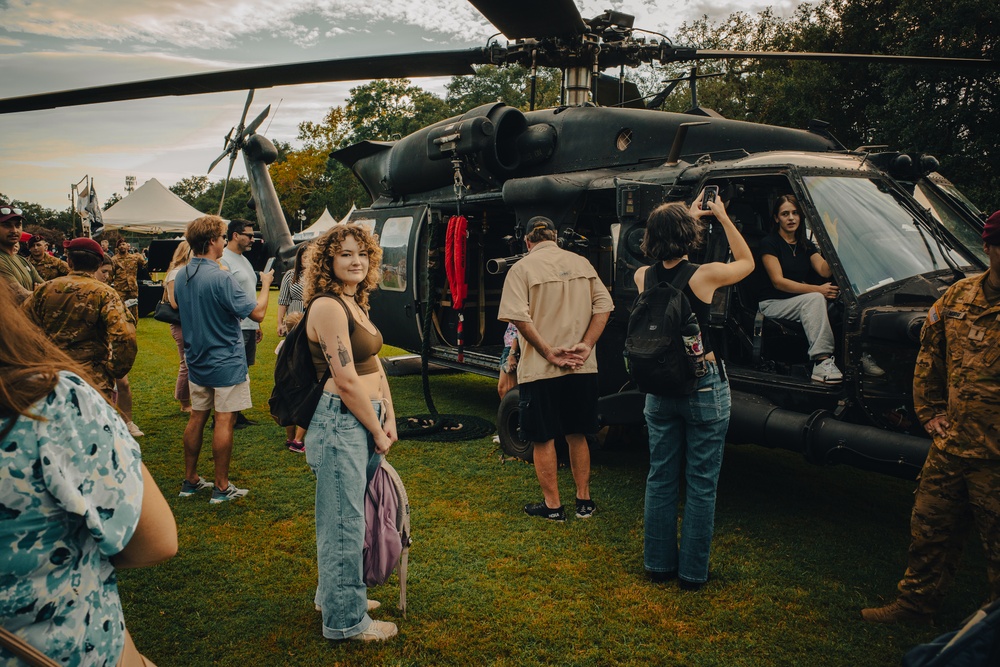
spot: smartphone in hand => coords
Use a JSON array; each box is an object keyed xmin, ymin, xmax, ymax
[
  {"xmin": 701, "ymin": 185, "xmax": 720, "ymax": 211},
  {"xmin": 263, "ymin": 257, "xmax": 275, "ymax": 274}
]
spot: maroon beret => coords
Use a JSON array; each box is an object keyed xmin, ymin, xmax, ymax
[
  {"xmin": 63, "ymin": 237, "xmax": 105, "ymax": 258},
  {"xmin": 984, "ymin": 211, "xmax": 1000, "ymax": 245}
]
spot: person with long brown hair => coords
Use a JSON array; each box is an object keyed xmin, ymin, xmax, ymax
[
  {"xmin": 301, "ymin": 224, "xmax": 398, "ymax": 642},
  {"xmin": 0, "ymin": 283, "xmax": 177, "ymax": 666},
  {"xmin": 165, "ymin": 240, "xmax": 193, "ymax": 412}
]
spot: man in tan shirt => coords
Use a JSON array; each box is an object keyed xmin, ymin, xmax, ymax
[{"xmin": 498, "ymin": 216, "xmax": 613, "ymax": 522}]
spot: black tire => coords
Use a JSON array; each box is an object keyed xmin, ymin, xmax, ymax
[
  {"xmin": 497, "ymin": 388, "xmax": 533, "ymax": 462},
  {"xmin": 496, "ymin": 389, "xmax": 603, "ymax": 463}
]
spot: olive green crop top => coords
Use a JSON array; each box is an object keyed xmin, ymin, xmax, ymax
[{"xmin": 307, "ymin": 295, "xmax": 383, "ymax": 380}]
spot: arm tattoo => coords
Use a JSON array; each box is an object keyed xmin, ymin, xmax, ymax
[
  {"xmin": 319, "ymin": 337, "xmax": 338, "ymax": 378},
  {"xmin": 337, "ymin": 336, "xmax": 351, "ymax": 366}
]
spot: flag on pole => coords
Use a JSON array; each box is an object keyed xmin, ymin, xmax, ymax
[
  {"xmin": 74, "ymin": 175, "xmax": 89, "ymax": 214},
  {"xmin": 85, "ymin": 182, "xmax": 104, "ymax": 238}
]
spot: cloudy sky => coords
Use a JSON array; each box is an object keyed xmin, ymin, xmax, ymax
[{"xmin": 0, "ymin": 0, "xmax": 797, "ymax": 210}]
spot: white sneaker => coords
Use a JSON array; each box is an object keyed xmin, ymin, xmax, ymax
[
  {"xmin": 811, "ymin": 357, "xmax": 843, "ymax": 384},
  {"xmin": 126, "ymin": 421, "xmax": 144, "ymax": 437},
  {"xmin": 861, "ymin": 353, "xmax": 885, "ymax": 377},
  {"xmin": 350, "ymin": 620, "xmax": 398, "ymax": 642}
]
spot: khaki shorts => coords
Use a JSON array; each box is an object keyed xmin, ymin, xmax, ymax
[{"xmin": 189, "ymin": 376, "xmax": 252, "ymax": 413}]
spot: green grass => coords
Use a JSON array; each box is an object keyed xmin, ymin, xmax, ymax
[{"xmin": 120, "ymin": 304, "xmax": 986, "ymax": 666}]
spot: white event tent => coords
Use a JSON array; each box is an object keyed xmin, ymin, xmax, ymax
[
  {"xmin": 292, "ymin": 205, "xmax": 355, "ymax": 242},
  {"xmin": 102, "ymin": 178, "xmax": 218, "ymax": 234}
]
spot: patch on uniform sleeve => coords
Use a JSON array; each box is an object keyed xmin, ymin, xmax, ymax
[{"xmin": 926, "ymin": 304, "xmax": 940, "ymax": 324}]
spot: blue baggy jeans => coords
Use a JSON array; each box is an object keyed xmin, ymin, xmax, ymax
[
  {"xmin": 643, "ymin": 362, "xmax": 731, "ymax": 584},
  {"xmin": 306, "ymin": 392, "xmax": 383, "ymax": 639}
]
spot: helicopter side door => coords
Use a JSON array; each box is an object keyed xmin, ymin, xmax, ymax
[{"xmin": 350, "ymin": 205, "xmax": 428, "ymax": 352}]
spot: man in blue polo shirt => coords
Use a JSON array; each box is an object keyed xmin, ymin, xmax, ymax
[{"xmin": 174, "ymin": 215, "xmax": 274, "ymax": 504}]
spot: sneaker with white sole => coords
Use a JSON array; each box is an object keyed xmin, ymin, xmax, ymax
[
  {"xmin": 126, "ymin": 421, "xmax": 144, "ymax": 437},
  {"xmin": 861, "ymin": 353, "xmax": 885, "ymax": 377},
  {"xmin": 811, "ymin": 357, "xmax": 843, "ymax": 384},
  {"xmin": 209, "ymin": 483, "xmax": 248, "ymax": 504},
  {"xmin": 179, "ymin": 476, "xmax": 214, "ymax": 497},
  {"xmin": 575, "ymin": 498, "xmax": 596, "ymax": 519},
  {"xmin": 349, "ymin": 620, "xmax": 398, "ymax": 642}
]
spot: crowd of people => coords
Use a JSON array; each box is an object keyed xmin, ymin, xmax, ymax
[{"xmin": 2, "ymin": 195, "xmax": 998, "ymax": 661}]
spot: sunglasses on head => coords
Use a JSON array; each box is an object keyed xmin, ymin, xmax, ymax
[{"xmin": 1, "ymin": 206, "xmax": 23, "ymax": 216}]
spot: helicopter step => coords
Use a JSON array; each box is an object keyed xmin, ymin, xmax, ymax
[{"xmin": 428, "ymin": 344, "xmax": 504, "ymax": 377}]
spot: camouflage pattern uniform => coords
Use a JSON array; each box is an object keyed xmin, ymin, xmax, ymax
[
  {"xmin": 111, "ymin": 251, "xmax": 146, "ymax": 321},
  {"xmin": 29, "ymin": 252, "xmax": 69, "ymax": 281},
  {"xmin": 899, "ymin": 269, "xmax": 1000, "ymax": 614},
  {"xmin": 22, "ymin": 272, "xmax": 137, "ymax": 399}
]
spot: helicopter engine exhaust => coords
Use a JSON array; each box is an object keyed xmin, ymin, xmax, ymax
[
  {"xmin": 487, "ymin": 253, "xmax": 527, "ymax": 275},
  {"xmin": 728, "ymin": 390, "xmax": 929, "ymax": 479}
]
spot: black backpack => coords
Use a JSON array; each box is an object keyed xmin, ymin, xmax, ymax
[
  {"xmin": 268, "ymin": 294, "xmax": 343, "ymax": 428},
  {"xmin": 624, "ymin": 261, "xmax": 700, "ymax": 396}
]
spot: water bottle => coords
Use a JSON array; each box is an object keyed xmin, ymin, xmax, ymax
[{"xmin": 681, "ymin": 313, "xmax": 708, "ymax": 377}]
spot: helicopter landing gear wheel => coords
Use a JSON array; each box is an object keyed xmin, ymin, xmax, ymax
[{"xmin": 497, "ymin": 388, "xmax": 533, "ymax": 462}]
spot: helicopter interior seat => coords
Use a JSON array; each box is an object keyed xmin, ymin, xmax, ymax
[{"xmin": 724, "ymin": 201, "xmax": 811, "ymax": 367}]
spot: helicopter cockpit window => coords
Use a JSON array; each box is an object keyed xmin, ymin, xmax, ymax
[
  {"xmin": 802, "ymin": 176, "xmax": 971, "ymax": 295},
  {"xmin": 378, "ymin": 216, "xmax": 411, "ymax": 292},
  {"xmin": 912, "ymin": 182, "xmax": 988, "ymax": 264}
]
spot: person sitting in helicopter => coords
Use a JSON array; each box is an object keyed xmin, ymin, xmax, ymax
[{"xmin": 757, "ymin": 194, "xmax": 846, "ymax": 384}]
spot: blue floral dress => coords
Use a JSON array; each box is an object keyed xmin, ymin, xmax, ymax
[{"xmin": 1, "ymin": 372, "xmax": 143, "ymax": 667}]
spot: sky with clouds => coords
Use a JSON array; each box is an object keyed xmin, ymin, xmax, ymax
[{"xmin": 0, "ymin": 0, "xmax": 799, "ymax": 211}]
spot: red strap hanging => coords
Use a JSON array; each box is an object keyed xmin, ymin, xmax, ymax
[{"xmin": 445, "ymin": 215, "xmax": 468, "ymax": 361}]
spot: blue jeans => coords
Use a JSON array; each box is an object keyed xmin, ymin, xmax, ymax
[
  {"xmin": 306, "ymin": 392, "xmax": 383, "ymax": 639},
  {"xmin": 643, "ymin": 363, "xmax": 731, "ymax": 584}
]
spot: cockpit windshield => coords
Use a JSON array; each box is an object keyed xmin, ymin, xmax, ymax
[
  {"xmin": 802, "ymin": 176, "xmax": 973, "ymax": 295},
  {"xmin": 912, "ymin": 179, "xmax": 988, "ymax": 265}
]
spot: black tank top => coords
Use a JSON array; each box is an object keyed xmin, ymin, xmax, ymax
[{"xmin": 651, "ymin": 261, "xmax": 713, "ymax": 355}]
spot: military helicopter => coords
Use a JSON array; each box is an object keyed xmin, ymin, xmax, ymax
[{"xmin": 2, "ymin": 0, "xmax": 996, "ymax": 478}]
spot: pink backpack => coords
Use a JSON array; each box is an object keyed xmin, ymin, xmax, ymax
[{"xmin": 364, "ymin": 459, "xmax": 411, "ymax": 616}]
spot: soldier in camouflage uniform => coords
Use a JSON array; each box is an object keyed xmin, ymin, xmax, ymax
[
  {"xmin": 111, "ymin": 237, "xmax": 146, "ymax": 321},
  {"xmin": 22, "ymin": 237, "xmax": 136, "ymax": 400},
  {"xmin": 27, "ymin": 234, "xmax": 69, "ymax": 281},
  {"xmin": 862, "ymin": 211, "xmax": 1000, "ymax": 625}
]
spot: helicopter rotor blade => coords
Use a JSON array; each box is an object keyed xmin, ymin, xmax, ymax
[
  {"xmin": 676, "ymin": 49, "xmax": 1000, "ymax": 70},
  {"xmin": 468, "ymin": 0, "xmax": 584, "ymax": 39},
  {"xmin": 217, "ymin": 151, "xmax": 238, "ymax": 216},
  {"xmin": 207, "ymin": 147, "xmax": 231, "ymax": 174},
  {"xmin": 0, "ymin": 50, "xmax": 488, "ymax": 115},
  {"xmin": 241, "ymin": 104, "xmax": 271, "ymax": 139},
  {"xmin": 237, "ymin": 90, "xmax": 254, "ymax": 132}
]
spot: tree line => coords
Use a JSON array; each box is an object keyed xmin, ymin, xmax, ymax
[{"xmin": 9, "ymin": 0, "xmax": 998, "ymax": 237}]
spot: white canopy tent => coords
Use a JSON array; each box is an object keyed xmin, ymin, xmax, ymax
[
  {"xmin": 101, "ymin": 178, "xmax": 217, "ymax": 234},
  {"xmin": 292, "ymin": 205, "xmax": 355, "ymax": 242}
]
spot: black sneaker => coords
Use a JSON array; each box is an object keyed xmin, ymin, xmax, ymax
[
  {"xmin": 523, "ymin": 502, "xmax": 566, "ymax": 522},
  {"xmin": 575, "ymin": 498, "xmax": 596, "ymax": 519}
]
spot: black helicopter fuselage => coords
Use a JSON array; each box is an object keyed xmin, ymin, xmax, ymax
[{"xmin": 243, "ymin": 103, "xmax": 987, "ymax": 479}]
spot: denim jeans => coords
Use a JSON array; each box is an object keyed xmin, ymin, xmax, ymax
[
  {"xmin": 643, "ymin": 363, "xmax": 731, "ymax": 584},
  {"xmin": 759, "ymin": 292, "xmax": 835, "ymax": 360},
  {"xmin": 306, "ymin": 392, "xmax": 383, "ymax": 639}
]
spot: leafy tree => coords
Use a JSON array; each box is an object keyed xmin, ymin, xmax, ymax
[
  {"xmin": 104, "ymin": 192, "xmax": 122, "ymax": 209},
  {"xmin": 344, "ymin": 79, "xmax": 451, "ymax": 143},
  {"xmin": 170, "ymin": 175, "xmax": 210, "ymax": 204},
  {"xmin": 446, "ymin": 65, "xmax": 562, "ymax": 113}
]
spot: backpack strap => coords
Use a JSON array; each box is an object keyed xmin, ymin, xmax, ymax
[
  {"xmin": 307, "ymin": 293, "xmax": 356, "ymax": 335},
  {"xmin": 647, "ymin": 260, "xmax": 699, "ymax": 292}
]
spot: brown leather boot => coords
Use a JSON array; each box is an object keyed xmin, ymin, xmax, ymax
[{"xmin": 861, "ymin": 600, "xmax": 933, "ymax": 625}]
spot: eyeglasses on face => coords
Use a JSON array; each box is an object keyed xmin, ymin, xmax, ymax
[{"xmin": 1, "ymin": 206, "xmax": 23, "ymax": 216}]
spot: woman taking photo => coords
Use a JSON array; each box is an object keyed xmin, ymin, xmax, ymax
[
  {"xmin": 278, "ymin": 242, "xmax": 310, "ymax": 452},
  {"xmin": 0, "ymin": 284, "xmax": 177, "ymax": 666},
  {"xmin": 636, "ymin": 192, "xmax": 754, "ymax": 591},
  {"xmin": 164, "ymin": 241, "xmax": 193, "ymax": 412},
  {"xmin": 301, "ymin": 225, "xmax": 398, "ymax": 642}
]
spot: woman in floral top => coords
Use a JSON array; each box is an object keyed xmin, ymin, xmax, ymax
[{"xmin": 0, "ymin": 285, "xmax": 177, "ymax": 667}]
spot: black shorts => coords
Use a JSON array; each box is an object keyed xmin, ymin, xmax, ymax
[
  {"xmin": 242, "ymin": 330, "xmax": 258, "ymax": 366},
  {"xmin": 518, "ymin": 374, "xmax": 599, "ymax": 443}
]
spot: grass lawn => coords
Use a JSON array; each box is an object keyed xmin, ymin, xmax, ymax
[{"xmin": 119, "ymin": 305, "xmax": 986, "ymax": 666}]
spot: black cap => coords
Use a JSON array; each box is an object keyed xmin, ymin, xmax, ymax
[{"xmin": 527, "ymin": 216, "xmax": 557, "ymax": 233}]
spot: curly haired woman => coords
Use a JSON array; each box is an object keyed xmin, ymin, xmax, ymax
[{"xmin": 301, "ymin": 224, "xmax": 399, "ymax": 642}]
